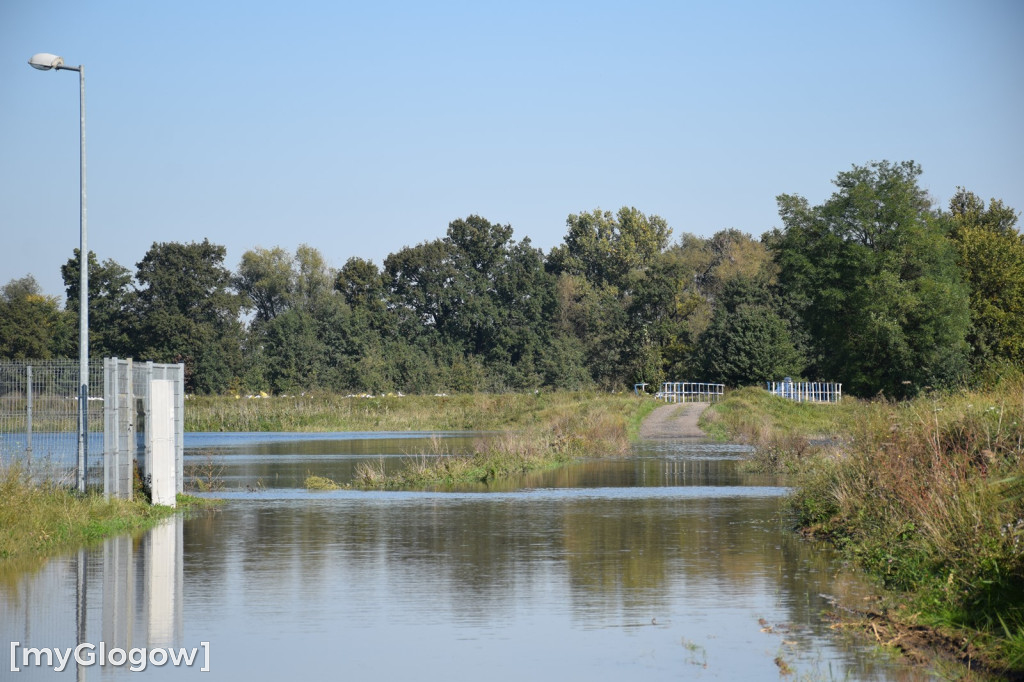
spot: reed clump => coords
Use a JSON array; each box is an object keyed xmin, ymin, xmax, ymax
[{"xmin": 305, "ymin": 474, "xmax": 343, "ymax": 491}]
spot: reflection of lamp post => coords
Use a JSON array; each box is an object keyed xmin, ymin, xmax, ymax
[{"xmin": 28, "ymin": 52, "xmax": 89, "ymax": 493}]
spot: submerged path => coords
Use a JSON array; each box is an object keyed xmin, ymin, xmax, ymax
[{"xmin": 638, "ymin": 402, "xmax": 709, "ymax": 439}]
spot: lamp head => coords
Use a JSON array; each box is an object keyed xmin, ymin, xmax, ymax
[{"xmin": 28, "ymin": 53, "xmax": 65, "ymax": 71}]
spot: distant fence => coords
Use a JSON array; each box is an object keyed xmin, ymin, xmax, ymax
[
  {"xmin": 657, "ymin": 382, "xmax": 725, "ymax": 403},
  {"xmin": 766, "ymin": 379, "xmax": 842, "ymax": 403},
  {"xmin": 1, "ymin": 358, "xmax": 184, "ymax": 502}
]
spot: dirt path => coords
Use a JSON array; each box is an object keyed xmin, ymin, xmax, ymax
[{"xmin": 638, "ymin": 402, "xmax": 710, "ymax": 439}]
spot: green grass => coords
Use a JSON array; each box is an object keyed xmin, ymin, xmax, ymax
[
  {"xmin": 699, "ymin": 386, "xmax": 872, "ymax": 442},
  {"xmin": 305, "ymin": 474, "xmax": 343, "ymax": 491},
  {"xmin": 705, "ymin": 380, "xmax": 1024, "ymax": 674},
  {"xmin": 0, "ymin": 464, "xmax": 216, "ymax": 573}
]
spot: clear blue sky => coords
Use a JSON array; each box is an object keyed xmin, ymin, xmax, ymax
[{"xmin": 3, "ymin": 0, "xmax": 1022, "ymax": 299}]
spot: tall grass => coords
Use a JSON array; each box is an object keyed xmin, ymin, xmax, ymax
[
  {"xmin": 343, "ymin": 396, "xmax": 644, "ymax": 489},
  {"xmin": 0, "ymin": 464, "xmax": 184, "ymax": 570},
  {"xmin": 707, "ymin": 380, "xmax": 1024, "ymax": 672},
  {"xmin": 186, "ymin": 391, "xmax": 647, "ymax": 433}
]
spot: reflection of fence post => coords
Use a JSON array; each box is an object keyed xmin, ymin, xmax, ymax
[
  {"xmin": 75, "ymin": 548, "xmax": 87, "ymax": 682},
  {"xmin": 144, "ymin": 517, "xmax": 183, "ymax": 646},
  {"xmin": 26, "ymin": 365, "xmax": 32, "ymax": 475},
  {"xmin": 103, "ymin": 534, "xmax": 134, "ymax": 651}
]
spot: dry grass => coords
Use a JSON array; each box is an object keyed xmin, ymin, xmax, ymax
[{"xmin": 348, "ymin": 397, "xmax": 639, "ymax": 489}]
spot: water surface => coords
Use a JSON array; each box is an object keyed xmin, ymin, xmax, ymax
[{"xmin": 1, "ymin": 433, "xmax": 928, "ymax": 680}]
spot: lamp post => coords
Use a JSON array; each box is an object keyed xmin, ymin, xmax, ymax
[{"xmin": 29, "ymin": 52, "xmax": 88, "ymax": 493}]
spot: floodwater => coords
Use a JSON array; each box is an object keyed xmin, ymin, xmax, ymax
[{"xmin": 1, "ymin": 433, "xmax": 932, "ymax": 680}]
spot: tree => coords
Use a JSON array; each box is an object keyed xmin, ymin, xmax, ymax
[
  {"xmin": 294, "ymin": 244, "xmax": 333, "ymax": 311},
  {"xmin": 548, "ymin": 206, "xmax": 671, "ymax": 289},
  {"xmin": 382, "ymin": 216, "xmax": 559, "ymax": 390},
  {"xmin": 0, "ymin": 276, "xmax": 72, "ymax": 359},
  {"xmin": 336, "ymin": 257, "xmax": 386, "ymax": 314},
  {"xmin": 61, "ymin": 250, "xmax": 134, "ymax": 359},
  {"xmin": 547, "ymin": 207, "xmax": 677, "ymax": 388},
  {"xmin": 131, "ymin": 240, "xmax": 244, "ymax": 393},
  {"xmin": 946, "ymin": 189, "xmax": 1024, "ymax": 366},
  {"xmin": 766, "ymin": 161, "xmax": 970, "ymax": 397},
  {"xmin": 234, "ymin": 246, "xmax": 294, "ymax": 325},
  {"xmin": 694, "ymin": 276, "xmax": 802, "ymax": 385}
]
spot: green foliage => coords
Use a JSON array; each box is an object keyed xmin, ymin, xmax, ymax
[
  {"xmin": 767, "ymin": 160, "xmax": 971, "ymax": 397},
  {"xmin": 0, "ymin": 463, "xmax": 180, "ymax": 566},
  {"xmin": 947, "ymin": 188, "xmax": 1024, "ymax": 367},
  {"xmin": 12, "ymin": 166, "xmax": 1022, "ymax": 397},
  {"xmin": 695, "ymin": 276, "xmax": 802, "ymax": 385},
  {"xmin": 0, "ymin": 275, "xmax": 72, "ymax": 359},
  {"xmin": 61, "ymin": 250, "xmax": 135, "ymax": 358},
  {"xmin": 548, "ymin": 206, "xmax": 672, "ymax": 289},
  {"xmin": 131, "ymin": 239, "xmax": 245, "ymax": 393},
  {"xmin": 234, "ymin": 245, "xmax": 294, "ymax": 324},
  {"xmin": 712, "ymin": 382, "xmax": 1024, "ymax": 672}
]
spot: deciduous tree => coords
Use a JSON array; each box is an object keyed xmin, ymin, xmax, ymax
[
  {"xmin": 766, "ymin": 161, "xmax": 970, "ymax": 397},
  {"xmin": 131, "ymin": 239, "xmax": 244, "ymax": 393}
]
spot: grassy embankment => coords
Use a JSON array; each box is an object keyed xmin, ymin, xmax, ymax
[
  {"xmin": 187, "ymin": 391, "xmax": 657, "ymax": 489},
  {"xmin": 701, "ymin": 382, "xmax": 1024, "ymax": 676},
  {"xmin": 0, "ymin": 464, "xmax": 215, "ymax": 572}
]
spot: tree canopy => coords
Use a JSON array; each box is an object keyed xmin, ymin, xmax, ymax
[{"xmin": 4, "ymin": 161, "xmax": 1019, "ymax": 397}]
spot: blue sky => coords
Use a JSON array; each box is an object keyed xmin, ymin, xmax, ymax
[{"xmin": 2, "ymin": 0, "xmax": 1022, "ymax": 298}]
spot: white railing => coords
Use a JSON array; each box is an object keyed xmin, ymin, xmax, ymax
[
  {"xmin": 657, "ymin": 382, "xmax": 725, "ymax": 403},
  {"xmin": 766, "ymin": 380, "xmax": 841, "ymax": 403}
]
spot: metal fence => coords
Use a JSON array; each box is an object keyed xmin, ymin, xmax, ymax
[
  {"xmin": 1, "ymin": 358, "xmax": 184, "ymax": 499},
  {"xmin": 0, "ymin": 359, "xmax": 104, "ymax": 487},
  {"xmin": 657, "ymin": 382, "xmax": 726, "ymax": 403},
  {"xmin": 766, "ymin": 379, "xmax": 842, "ymax": 403},
  {"xmin": 106, "ymin": 358, "xmax": 185, "ymax": 500}
]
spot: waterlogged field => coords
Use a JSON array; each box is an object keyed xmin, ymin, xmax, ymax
[{"xmin": 0, "ymin": 431, "xmax": 930, "ymax": 680}]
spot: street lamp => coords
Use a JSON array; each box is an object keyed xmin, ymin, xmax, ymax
[{"xmin": 29, "ymin": 52, "xmax": 89, "ymax": 493}]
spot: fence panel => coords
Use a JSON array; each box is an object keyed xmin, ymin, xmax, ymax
[
  {"xmin": 0, "ymin": 359, "xmax": 104, "ymax": 486},
  {"xmin": 2, "ymin": 358, "xmax": 183, "ymax": 499},
  {"xmin": 766, "ymin": 380, "xmax": 842, "ymax": 403},
  {"xmin": 657, "ymin": 382, "xmax": 725, "ymax": 403},
  {"xmin": 103, "ymin": 358, "xmax": 135, "ymax": 499}
]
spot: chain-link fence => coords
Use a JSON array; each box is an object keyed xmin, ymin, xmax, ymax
[{"xmin": 0, "ymin": 359, "xmax": 105, "ymax": 487}]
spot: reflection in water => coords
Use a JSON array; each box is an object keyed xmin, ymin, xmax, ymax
[
  {"xmin": 1, "ymin": 517, "xmax": 183, "ymax": 680},
  {"xmin": 0, "ymin": 436, "xmax": 931, "ymax": 680}
]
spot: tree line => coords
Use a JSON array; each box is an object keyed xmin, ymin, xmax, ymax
[{"xmin": 3, "ymin": 161, "xmax": 1021, "ymax": 398}]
